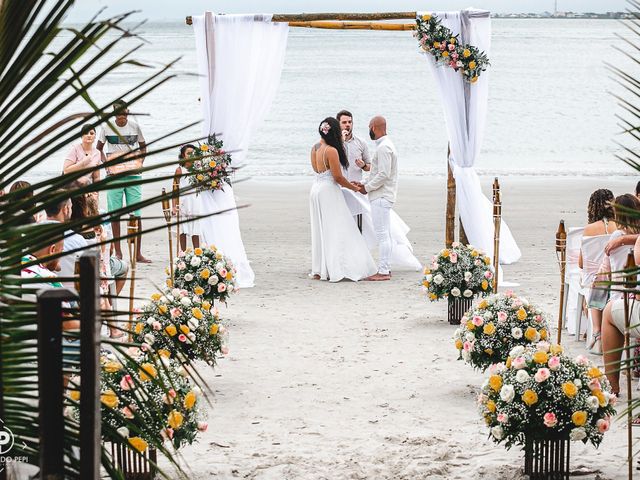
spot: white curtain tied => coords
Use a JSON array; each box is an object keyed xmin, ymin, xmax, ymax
[
  {"xmin": 192, "ymin": 13, "xmax": 289, "ymax": 288},
  {"xmin": 419, "ymin": 9, "xmax": 521, "ymax": 265}
]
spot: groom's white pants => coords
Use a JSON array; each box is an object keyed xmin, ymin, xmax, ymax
[{"xmin": 370, "ymin": 197, "xmax": 393, "ymax": 275}]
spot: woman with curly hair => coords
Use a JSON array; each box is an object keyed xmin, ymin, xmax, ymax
[{"xmin": 309, "ymin": 117, "xmax": 376, "ymax": 282}]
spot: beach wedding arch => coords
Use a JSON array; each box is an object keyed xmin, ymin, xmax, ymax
[{"xmin": 185, "ymin": 9, "xmax": 521, "ymax": 268}]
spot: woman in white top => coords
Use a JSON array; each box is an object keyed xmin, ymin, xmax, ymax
[
  {"xmin": 63, "ymin": 124, "xmax": 102, "ymax": 184},
  {"xmin": 309, "ymin": 117, "xmax": 377, "ymax": 282},
  {"xmin": 172, "ymin": 144, "xmax": 202, "ymax": 251}
]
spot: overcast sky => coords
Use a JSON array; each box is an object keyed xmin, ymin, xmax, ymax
[{"xmin": 65, "ymin": 0, "xmax": 629, "ymax": 22}]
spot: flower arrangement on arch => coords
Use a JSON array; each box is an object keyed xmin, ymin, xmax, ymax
[
  {"xmin": 478, "ymin": 343, "xmax": 616, "ymax": 450},
  {"xmin": 134, "ymin": 288, "xmax": 227, "ymax": 366},
  {"xmin": 185, "ymin": 135, "xmax": 233, "ymax": 193},
  {"xmin": 422, "ymin": 242, "xmax": 494, "ymax": 301},
  {"xmin": 414, "ymin": 13, "xmax": 490, "ymax": 83},
  {"xmin": 68, "ymin": 350, "xmax": 207, "ymax": 453},
  {"xmin": 170, "ymin": 245, "xmax": 237, "ymax": 304},
  {"xmin": 454, "ymin": 291, "xmax": 550, "ymax": 371}
]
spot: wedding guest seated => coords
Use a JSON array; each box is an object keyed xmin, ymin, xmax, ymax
[
  {"xmin": 9, "ymin": 180, "xmax": 46, "ymax": 222},
  {"xmin": 579, "ymin": 189, "xmax": 617, "ymax": 345},
  {"xmin": 62, "ymin": 124, "xmax": 102, "ymax": 184},
  {"xmin": 605, "ymin": 184, "xmax": 640, "ymax": 255},
  {"xmin": 590, "ymin": 194, "xmax": 640, "ymax": 353},
  {"xmin": 602, "ymin": 234, "xmax": 640, "ymax": 396}
]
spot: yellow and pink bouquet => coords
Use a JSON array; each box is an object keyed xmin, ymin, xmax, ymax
[{"xmin": 185, "ymin": 136, "xmax": 232, "ymax": 193}]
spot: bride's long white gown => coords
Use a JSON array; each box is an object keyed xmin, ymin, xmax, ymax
[{"xmin": 310, "ymin": 170, "xmax": 377, "ymax": 282}]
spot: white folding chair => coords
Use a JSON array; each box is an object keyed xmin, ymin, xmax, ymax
[{"xmin": 563, "ymin": 228, "xmax": 584, "ymax": 336}]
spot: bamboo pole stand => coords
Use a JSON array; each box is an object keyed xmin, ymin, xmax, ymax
[
  {"xmin": 173, "ymin": 180, "xmax": 181, "ymax": 256},
  {"xmin": 161, "ymin": 188, "xmax": 174, "ymax": 281},
  {"xmin": 623, "ymin": 248, "xmax": 636, "ymax": 480},
  {"xmin": 445, "ymin": 147, "xmax": 456, "ymax": 247},
  {"xmin": 555, "ymin": 220, "xmax": 567, "ymax": 345},
  {"xmin": 127, "ymin": 216, "xmax": 139, "ymax": 342},
  {"xmin": 492, "ymin": 178, "xmax": 501, "ymax": 292}
]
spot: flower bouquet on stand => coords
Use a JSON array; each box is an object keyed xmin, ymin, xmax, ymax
[
  {"xmin": 478, "ymin": 343, "xmax": 616, "ymax": 479},
  {"xmin": 134, "ymin": 289, "xmax": 227, "ymax": 366},
  {"xmin": 185, "ymin": 136, "xmax": 233, "ymax": 194},
  {"xmin": 171, "ymin": 245, "xmax": 236, "ymax": 304},
  {"xmin": 453, "ymin": 291, "xmax": 549, "ymax": 371},
  {"xmin": 422, "ymin": 242, "xmax": 494, "ymax": 324}
]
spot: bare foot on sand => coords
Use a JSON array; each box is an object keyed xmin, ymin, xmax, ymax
[
  {"xmin": 137, "ymin": 255, "xmax": 152, "ymax": 264},
  {"xmin": 365, "ymin": 273, "xmax": 391, "ymax": 281}
]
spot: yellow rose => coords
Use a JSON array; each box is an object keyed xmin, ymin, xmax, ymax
[
  {"xmin": 562, "ymin": 382, "xmax": 578, "ymax": 398},
  {"xmin": 158, "ymin": 305, "xmax": 168, "ymax": 315},
  {"xmin": 516, "ymin": 308, "xmax": 527, "ymax": 321},
  {"xmin": 481, "ymin": 280, "xmax": 489, "ymax": 290},
  {"xmin": 442, "ymin": 249, "xmax": 450, "ymax": 258},
  {"xmin": 484, "ymin": 257, "xmax": 491, "ymax": 266},
  {"xmin": 184, "ymin": 391, "xmax": 197, "ymax": 410},
  {"xmin": 196, "ymin": 174, "xmax": 204, "ymax": 182},
  {"xmin": 486, "ymin": 400, "xmax": 496, "ymax": 413},
  {"xmin": 167, "ymin": 410, "xmax": 184, "ymax": 429},
  {"xmin": 478, "ymin": 299, "xmax": 488, "ymax": 309},
  {"xmin": 483, "ymin": 322, "xmax": 496, "ymax": 335},
  {"xmin": 139, "ymin": 363, "xmax": 157, "ymax": 382},
  {"xmin": 532, "ymin": 351, "xmax": 548, "ymax": 365},
  {"xmin": 466, "ymin": 320, "xmax": 475, "ymax": 331},
  {"xmin": 593, "ymin": 389, "xmax": 606, "ymax": 407},
  {"xmin": 506, "ymin": 357, "xmax": 512, "ymax": 368},
  {"xmin": 463, "ymin": 48, "xmax": 471, "ymax": 58},
  {"xmin": 166, "ymin": 279, "xmax": 173, "ymax": 288},
  {"xmin": 422, "ymin": 14, "xmax": 431, "ymax": 21},
  {"xmin": 128, "ymin": 437, "xmax": 148, "ymax": 453},
  {"xmin": 489, "ymin": 375, "xmax": 502, "ymax": 392},
  {"xmin": 151, "ymin": 293, "xmax": 161, "ymax": 301},
  {"xmin": 423, "ymin": 268, "xmax": 431, "ymax": 275},
  {"xmin": 210, "ymin": 323, "xmax": 219, "ymax": 335},
  {"xmin": 158, "ymin": 349, "xmax": 171, "ymax": 358},
  {"xmin": 200, "ymin": 144, "xmax": 209, "ymax": 152},
  {"xmin": 540, "ymin": 329, "xmax": 548, "ymax": 340},
  {"xmin": 100, "ymin": 390, "xmax": 119, "ymax": 409},
  {"xmin": 471, "ymin": 250, "xmax": 479, "ymax": 258},
  {"xmin": 202, "ymin": 301, "xmax": 211, "ymax": 311},
  {"xmin": 524, "ymin": 327, "xmax": 538, "ymax": 342},
  {"xmin": 442, "ymin": 51, "xmax": 450, "ymax": 58},
  {"xmin": 194, "ymin": 286, "xmax": 205, "ymax": 296},
  {"xmin": 428, "ymin": 293, "xmax": 437, "ymax": 301},
  {"xmin": 422, "ymin": 280, "xmax": 430, "ymax": 288},
  {"xmin": 69, "ymin": 389, "xmax": 80, "ymax": 401},
  {"xmin": 469, "ymin": 60, "xmax": 477, "ymax": 70},
  {"xmin": 209, "ymin": 161, "xmax": 217, "ymax": 168},
  {"xmin": 449, "ymin": 37, "xmax": 456, "ymax": 44},
  {"xmin": 433, "ymin": 41, "xmax": 441, "ymax": 48},
  {"xmin": 571, "ymin": 411, "xmax": 588, "ymax": 426},
  {"xmin": 522, "ymin": 389, "xmax": 538, "ymax": 406},
  {"xmin": 210, "ymin": 181, "xmax": 218, "ymax": 188},
  {"xmin": 192, "ymin": 307, "xmax": 203, "ymax": 320},
  {"xmin": 200, "ymin": 268, "xmax": 211, "ymax": 280},
  {"xmin": 134, "ymin": 322, "xmax": 144, "ymax": 335},
  {"xmin": 484, "ymin": 348, "xmax": 494, "ymax": 356},
  {"xmin": 455, "ymin": 339, "xmax": 463, "ymax": 350},
  {"xmin": 103, "ymin": 361, "xmax": 122, "ymax": 373},
  {"xmin": 550, "ymin": 344, "xmax": 563, "ymax": 355},
  {"xmin": 588, "ymin": 367, "xmax": 603, "ymax": 378},
  {"xmin": 471, "ymin": 76, "xmax": 479, "ymax": 84},
  {"xmin": 180, "ymin": 325, "xmax": 190, "ymax": 335},
  {"xmin": 226, "ymin": 271, "xmax": 233, "ymax": 281},
  {"xmin": 165, "ymin": 324, "xmax": 177, "ymax": 336},
  {"xmin": 194, "ymin": 247, "xmax": 203, "ymax": 256}
]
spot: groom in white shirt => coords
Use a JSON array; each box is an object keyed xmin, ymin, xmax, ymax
[{"xmin": 354, "ymin": 116, "xmax": 397, "ymax": 281}]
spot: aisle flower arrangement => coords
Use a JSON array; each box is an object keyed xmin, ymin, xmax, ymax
[
  {"xmin": 414, "ymin": 13, "xmax": 490, "ymax": 83},
  {"xmin": 453, "ymin": 292, "xmax": 549, "ymax": 371},
  {"xmin": 185, "ymin": 136, "xmax": 232, "ymax": 193},
  {"xmin": 69, "ymin": 350, "xmax": 207, "ymax": 452},
  {"xmin": 478, "ymin": 343, "xmax": 616, "ymax": 449},
  {"xmin": 134, "ymin": 288, "xmax": 227, "ymax": 366},
  {"xmin": 422, "ymin": 242, "xmax": 494, "ymax": 301},
  {"xmin": 171, "ymin": 245, "xmax": 236, "ymax": 304}
]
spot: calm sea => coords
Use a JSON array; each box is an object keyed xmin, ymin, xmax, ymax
[{"xmin": 31, "ymin": 19, "xmax": 637, "ymax": 180}]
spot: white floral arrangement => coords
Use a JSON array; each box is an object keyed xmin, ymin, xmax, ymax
[
  {"xmin": 171, "ymin": 245, "xmax": 236, "ymax": 304},
  {"xmin": 422, "ymin": 242, "xmax": 494, "ymax": 301},
  {"xmin": 134, "ymin": 289, "xmax": 228, "ymax": 366},
  {"xmin": 453, "ymin": 291, "xmax": 550, "ymax": 371},
  {"xmin": 478, "ymin": 343, "xmax": 616, "ymax": 450},
  {"xmin": 68, "ymin": 349, "xmax": 207, "ymax": 453}
]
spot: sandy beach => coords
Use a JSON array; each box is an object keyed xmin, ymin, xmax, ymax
[{"xmin": 130, "ymin": 175, "xmax": 635, "ymax": 479}]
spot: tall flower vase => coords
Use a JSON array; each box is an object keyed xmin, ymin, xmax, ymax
[
  {"xmin": 447, "ymin": 296, "xmax": 473, "ymax": 325},
  {"xmin": 523, "ymin": 435, "xmax": 570, "ymax": 480},
  {"xmin": 108, "ymin": 442, "xmax": 158, "ymax": 480}
]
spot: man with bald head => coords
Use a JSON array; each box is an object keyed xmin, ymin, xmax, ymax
[{"xmin": 354, "ymin": 116, "xmax": 398, "ymax": 281}]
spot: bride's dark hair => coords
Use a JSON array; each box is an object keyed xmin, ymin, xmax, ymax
[{"xmin": 318, "ymin": 117, "xmax": 348, "ymax": 169}]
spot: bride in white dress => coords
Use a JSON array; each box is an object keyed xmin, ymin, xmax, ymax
[{"xmin": 310, "ymin": 117, "xmax": 377, "ymax": 282}]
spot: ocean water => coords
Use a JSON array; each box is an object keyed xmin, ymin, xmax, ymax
[{"xmin": 32, "ymin": 19, "xmax": 638, "ymax": 179}]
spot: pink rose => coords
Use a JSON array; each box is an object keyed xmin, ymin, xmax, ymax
[
  {"xmin": 152, "ymin": 321, "xmax": 162, "ymax": 331},
  {"xmin": 596, "ymin": 419, "xmax": 609, "ymax": 433},
  {"xmin": 512, "ymin": 357, "xmax": 526, "ymax": 369},
  {"xmin": 484, "ymin": 271, "xmax": 493, "ymax": 279},
  {"xmin": 197, "ymin": 421, "xmax": 208, "ymax": 432},
  {"xmin": 472, "ymin": 315, "xmax": 484, "ymax": 327},
  {"xmin": 439, "ymin": 43, "xmax": 446, "ymax": 51},
  {"xmin": 180, "ymin": 289, "xmax": 188, "ymax": 296},
  {"xmin": 534, "ymin": 368, "xmax": 550, "ymax": 383},
  {"xmin": 488, "ymin": 362, "xmax": 505, "ymax": 375},
  {"xmin": 534, "ymin": 315, "xmax": 542, "ymax": 323},
  {"xmin": 505, "ymin": 290, "xmax": 514, "ymax": 297},
  {"xmin": 177, "ymin": 261, "xmax": 186, "ymax": 270},
  {"xmin": 170, "ymin": 307, "xmax": 182, "ymax": 318},
  {"xmin": 178, "ymin": 251, "xmax": 185, "ymax": 258},
  {"xmin": 121, "ymin": 406, "xmax": 135, "ymax": 419},
  {"xmin": 448, "ymin": 43, "xmax": 455, "ymax": 51},
  {"xmin": 178, "ymin": 334, "xmax": 187, "ymax": 343},
  {"xmin": 162, "ymin": 427, "xmax": 174, "ymax": 440},
  {"xmin": 575, "ymin": 355, "xmax": 589, "ymax": 366},
  {"xmin": 452, "ymin": 52, "xmax": 459, "ymax": 60},
  {"xmin": 217, "ymin": 283, "xmax": 227, "ymax": 293},
  {"xmin": 140, "ymin": 343, "xmax": 151, "ymax": 352},
  {"xmin": 168, "ymin": 389, "xmax": 177, "ymax": 398},
  {"xmin": 449, "ymin": 60, "xmax": 457, "ymax": 68},
  {"xmin": 497, "ymin": 413, "xmax": 509, "ymax": 423},
  {"xmin": 218, "ymin": 268, "xmax": 228, "ymax": 277},
  {"xmin": 463, "ymin": 341, "xmax": 474, "ymax": 352},
  {"xmin": 120, "ymin": 374, "xmax": 135, "ymax": 391},
  {"xmin": 609, "ymin": 394, "xmax": 618, "ymax": 406},
  {"xmin": 548, "ymin": 356, "xmax": 561, "ymax": 371},
  {"xmin": 497, "ymin": 311, "xmax": 508, "ymax": 322},
  {"xmin": 513, "ymin": 300, "xmax": 523, "ymax": 308},
  {"xmin": 543, "ymin": 412, "xmax": 557, "ymax": 428},
  {"xmin": 450, "ymin": 252, "xmax": 458, "ymax": 263},
  {"xmin": 588, "ymin": 378, "xmax": 601, "ymax": 391}
]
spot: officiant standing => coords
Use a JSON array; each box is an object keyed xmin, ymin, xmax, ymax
[{"xmin": 356, "ymin": 116, "xmax": 397, "ymax": 281}]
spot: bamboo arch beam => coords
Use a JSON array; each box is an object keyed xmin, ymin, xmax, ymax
[
  {"xmin": 186, "ymin": 11, "xmax": 419, "ymax": 25},
  {"xmin": 288, "ymin": 21, "xmax": 416, "ymax": 30}
]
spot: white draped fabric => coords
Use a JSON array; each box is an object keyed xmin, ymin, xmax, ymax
[
  {"xmin": 192, "ymin": 13, "xmax": 289, "ymax": 288},
  {"xmin": 419, "ymin": 10, "xmax": 521, "ymax": 265}
]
